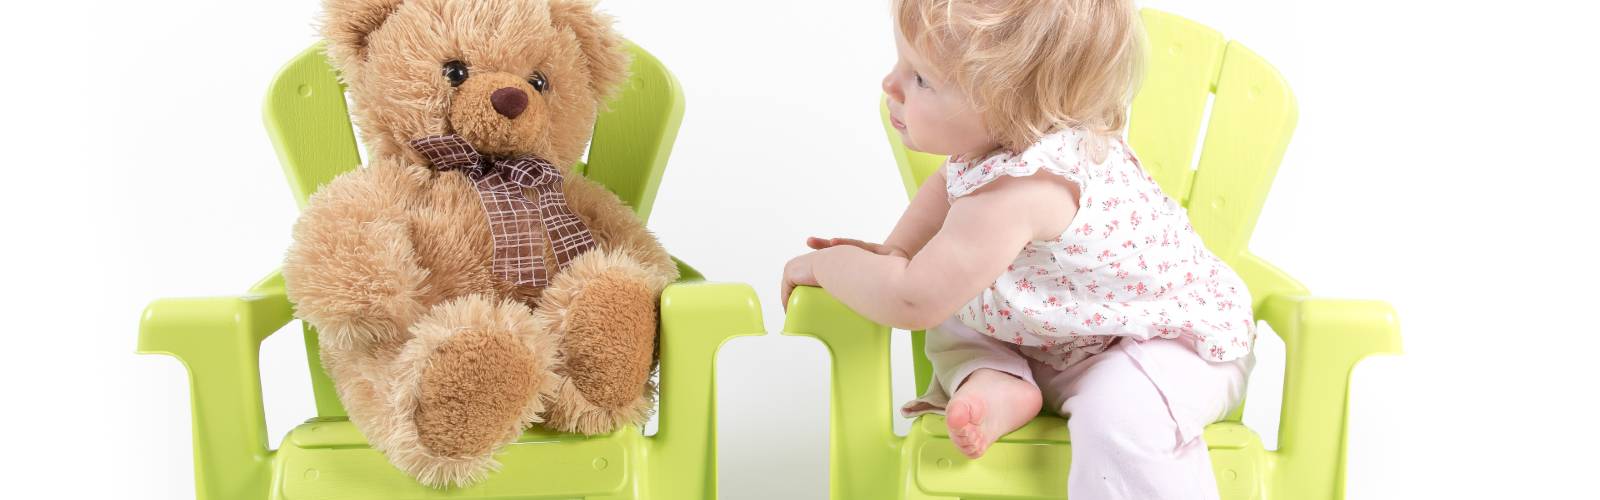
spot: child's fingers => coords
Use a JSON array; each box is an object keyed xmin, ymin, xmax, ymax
[
  {"xmin": 781, "ymin": 255, "xmax": 816, "ymax": 310},
  {"xmin": 781, "ymin": 279, "xmax": 807, "ymax": 310},
  {"xmin": 780, "ymin": 275, "xmax": 793, "ymax": 311},
  {"xmin": 832, "ymin": 238, "xmax": 900, "ymax": 256},
  {"xmin": 830, "ymin": 238, "xmax": 880, "ymax": 253},
  {"xmin": 808, "ymin": 237, "xmax": 907, "ymax": 259}
]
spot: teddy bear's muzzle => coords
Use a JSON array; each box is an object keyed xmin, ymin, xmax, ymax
[{"xmin": 446, "ymin": 72, "xmax": 546, "ymax": 157}]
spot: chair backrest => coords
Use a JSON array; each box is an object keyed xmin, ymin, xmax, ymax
[
  {"xmin": 884, "ymin": 9, "xmax": 1298, "ymax": 414},
  {"xmin": 263, "ymin": 41, "xmax": 685, "ymax": 417}
]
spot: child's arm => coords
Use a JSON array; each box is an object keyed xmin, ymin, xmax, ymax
[
  {"xmin": 804, "ymin": 173, "xmax": 1079, "ymax": 330},
  {"xmin": 882, "ymin": 169, "xmax": 951, "ymax": 257}
]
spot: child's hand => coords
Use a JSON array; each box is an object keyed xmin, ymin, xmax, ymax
[
  {"xmin": 781, "ymin": 251, "xmax": 823, "ymax": 311},
  {"xmin": 806, "ymin": 236, "xmax": 909, "ymax": 259}
]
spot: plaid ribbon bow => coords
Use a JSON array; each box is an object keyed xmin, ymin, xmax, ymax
[{"xmin": 410, "ymin": 134, "xmax": 598, "ymax": 289}]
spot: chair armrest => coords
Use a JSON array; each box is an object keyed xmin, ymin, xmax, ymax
[
  {"xmin": 671, "ymin": 255, "xmax": 705, "ymax": 283},
  {"xmin": 781, "ymin": 286, "xmax": 902, "ymax": 500},
  {"xmin": 136, "ymin": 286, "xmax": 293, "ymax": 500},
  {"xmin": 1259, "ymin": 294, "xmax": 1402, "ymax": 500},
  {"xmin": 648, "ymin": 281, "xmax": 764, "ymax": 498}
]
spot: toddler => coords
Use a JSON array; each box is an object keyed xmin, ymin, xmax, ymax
[{"xmin": 780, "ymin": 1, "xmax": 1254, "ymax": 498}]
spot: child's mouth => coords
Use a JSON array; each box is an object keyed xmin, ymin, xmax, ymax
[{"xmin": 890, "ymin": 116, "xmax": 907, "ymax": 130}]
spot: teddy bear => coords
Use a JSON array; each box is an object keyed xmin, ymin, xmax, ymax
[{"xmin": 280, "ymin": 0, "xmax": 677, "ymax": 488}]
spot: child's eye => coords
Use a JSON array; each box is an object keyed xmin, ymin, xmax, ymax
[{"xmin": 914, "ymin": 73, "xmax": 930, "ymax": 89}]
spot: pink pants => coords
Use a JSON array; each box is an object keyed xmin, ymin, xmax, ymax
[{"xmin": 902, "ymin": 318, "xmax": 1251, "ymax": 500}]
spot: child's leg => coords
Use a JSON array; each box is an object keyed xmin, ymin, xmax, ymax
[
  {"xmin": 946, "ymin": 367, "xmax": 1042, "ymax": 459},
  {"xmin": 1034, "ymin": 338, "xmax": 1249, "ymax": 500},
  {"xmin": 900, "ymin": 318, "xmax": 1042, "ymax": 459}
]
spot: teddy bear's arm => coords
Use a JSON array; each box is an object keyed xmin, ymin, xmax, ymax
[{"xmin": 283, "ymin": 166, "xmax": 431, "ymax": 352}]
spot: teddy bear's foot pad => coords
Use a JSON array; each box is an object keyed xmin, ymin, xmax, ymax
[
  {"xmin": 536, "ymin": 251, "xmax": 666, "ymax": 434},
  {"xmin": 415, "ymin": 328, "xmax": 542, "ymax": 458}
]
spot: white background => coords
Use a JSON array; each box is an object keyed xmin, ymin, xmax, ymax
[{"xmin": 1, "ymin": 0, "xmax": 1596, "ymax": 498}]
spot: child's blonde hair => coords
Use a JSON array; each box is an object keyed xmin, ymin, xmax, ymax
[{"xmin": 894, "ymin": 0, "xmax": 1145, "ymax": 150}]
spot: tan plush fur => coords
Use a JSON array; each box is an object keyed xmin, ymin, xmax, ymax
[
  {"xmin": 534, "ymin": 249, "xmax": 673, "ymax": 434},
  {"xmin": 281, "ymin": 0, "xmax": 677, "ymax": 488}
]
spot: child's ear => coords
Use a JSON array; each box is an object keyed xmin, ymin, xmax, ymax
[
  {"xmin": 320, "ymin": 0, "xmax": 407, "ymax": 70},
  {"xmin": 548, "ymin": 0, "xmax": 631, "ymax": 101}
]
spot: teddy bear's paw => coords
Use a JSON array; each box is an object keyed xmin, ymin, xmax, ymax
[
  {"xmin": 411, "ymin": 296, "xmax": 559, "ymax": 457},
  {"xmin": 534, "ymin": 250, "xmax": 671, "ymax": 434},
  {"xmin": 415, "ymin": 326, "xmax": 544, "ymax": 456},
  {"xmin": 285, "ymin": 209, "xmax": 430, "ymax": 353},
  {"xmin": 377, "ymin": 295, "xmax": 560, "ymax": 486}
]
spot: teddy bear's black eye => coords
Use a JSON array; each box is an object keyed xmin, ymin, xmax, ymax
[
  {"xmin": 442, "ymin": 61, "xmax": 470, "ymax": 87},
  {"xmin": 527, "ymin": 71, "xmax": 548, "ymax": 93}
]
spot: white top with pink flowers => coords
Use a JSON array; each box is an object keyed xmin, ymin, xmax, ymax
[{"xmin": 946, "ymin": 127, "xmax": 1254, "ymax": 369}]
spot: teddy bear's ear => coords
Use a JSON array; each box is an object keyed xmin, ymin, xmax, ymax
[
  {"xmin": 320, "ymin": 0, "xmax": 407, "ymax": 69},
  {"xmin": 549, "ymin": 0, "xmax": 631, "ymax": 100}
]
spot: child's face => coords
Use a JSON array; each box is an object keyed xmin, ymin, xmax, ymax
[{"xmin": 883, "ymin": 29, "xmax": 998, "ymax": 159}]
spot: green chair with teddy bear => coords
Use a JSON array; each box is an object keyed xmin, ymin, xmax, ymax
[
  {"xmin": 136, "ymin": 38, "xmax": 764, "ymax": 500},
  {"xmin": 782, "ymin": 9, "xmax": 1402, "ymax": 500}
]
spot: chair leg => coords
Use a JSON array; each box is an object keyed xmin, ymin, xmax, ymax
[
  {"xmin": 647, "ymin": 281, "xmax": 764, "ymax": 499},
  {"xmin": 784, "ymin": 287, "xmax": 905, "ymax": 500}
]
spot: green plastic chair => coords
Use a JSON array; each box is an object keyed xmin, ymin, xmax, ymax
[
  {"xmin": 137, "ymin": 41, "xmax": 765, "ymax": 500},
  {"xmin": 782, "ymin": 9, "xmax": 1402, "ymax": 500}
]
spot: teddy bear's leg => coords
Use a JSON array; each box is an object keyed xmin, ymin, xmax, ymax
[
  {"xmin": 372, "ymin": 294, "xmax": 560, "ymax": 488},
  {"xmin": 534, "ymin": 248, "xmax": 674, "ymax": 435}
]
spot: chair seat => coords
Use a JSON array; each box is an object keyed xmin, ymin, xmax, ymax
[
  {"xmin": 273, "ymin": 418, "xmax": 642, "ymax": 499},
  {"xmin": 908, "ymin": 416, "xmax": 1264, "ymax": 499},
  {"xmin": 915, "ymin": 414, "xmax": 1258, "ymax": 448}
]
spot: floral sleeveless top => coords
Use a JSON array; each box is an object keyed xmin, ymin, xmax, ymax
[{"xmin": 947, "ymin": 128, "xmax": 1254, "ymax": 369}]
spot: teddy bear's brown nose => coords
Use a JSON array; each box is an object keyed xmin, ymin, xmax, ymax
[{"xmin": 490, "ymin": 87, "xmax": 528, "ymax": 119}]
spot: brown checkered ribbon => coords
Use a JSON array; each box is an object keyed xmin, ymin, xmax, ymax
[{"xmin": 410, "ymin": 135, "xmax": 597, "ymax": 288}]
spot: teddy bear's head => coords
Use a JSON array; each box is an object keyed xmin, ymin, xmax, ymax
[{"xmin": 322, "ymin": 0, "xmax": 629, "ymax": 167}]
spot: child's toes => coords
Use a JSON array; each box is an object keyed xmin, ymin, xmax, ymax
[
  {"xmin": 947, "ymin": 400, "xmax": 971, "ymax": 430},
  {"xmin": 959, "ymin": 437, "xmax": 985, "ymax": 459},
  {"xmin": 945, "ymin": 398, "xmax": 995, "ymax": 459},
  {"xmin": 949, "ymin": 398, "xmax": 987, "ymax": 430}
]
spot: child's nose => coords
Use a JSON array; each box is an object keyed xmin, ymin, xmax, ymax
[{"xmin": 881, "ymin": 74, "xmax": 902, "ymax": 102}]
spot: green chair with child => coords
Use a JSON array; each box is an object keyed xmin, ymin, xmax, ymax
[{"xmin": 784, "ymin": 8, "xmax": 1401, "ymax": 500}]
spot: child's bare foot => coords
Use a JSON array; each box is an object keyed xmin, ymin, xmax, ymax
[{"xmin": 946, "ymin": 368, "xmax": 1042, "ymax": 459}]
